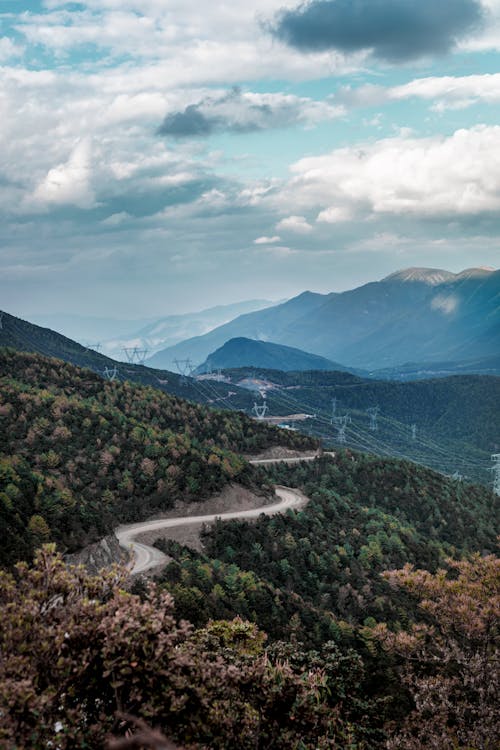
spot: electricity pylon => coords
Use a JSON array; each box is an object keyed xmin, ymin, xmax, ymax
[
  {"xmin": 103, "ymin": 366, "xmax": 118, "ymax": 381},
  {"xmin": 253, "ymin": 398, "xmax": 268, "ymax": 419},
  {"xmin": 367, "ymin": 406, "xmax": 380, "ymax": 431},
  {"xmin": 123, "ymin": 346, "xmax": 149, "ymax": 365},
  {"xmin": 411, "ymin": 423, "xmax": 417, "ymax": 440},
  {"xmin": 174, "ymin": 358, "xmax": 194, "ymax": 385},
  {"xmin": 492, "ymin": 454, "xmax": 500, "ymax": 495},
  {"xmin": 330, "ymin": 397, "xmax": 337, "ymax": 424}
]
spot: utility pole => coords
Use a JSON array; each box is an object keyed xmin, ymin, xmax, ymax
[
  {"xmin": 367, "ymin": 406, "xmax": 380, "ymax": 431},
  {"xmin": 492, "ymin": 454, "xmax": 500, "ymax": 496}
]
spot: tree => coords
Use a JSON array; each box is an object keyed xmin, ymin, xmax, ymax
[
  {"xmin": 0, "ymin": 546, "xmax": 366, "ymax": 749},
  {"xmin": 374, "ymin": 550, "xmax": 500, "ymax": 749}
]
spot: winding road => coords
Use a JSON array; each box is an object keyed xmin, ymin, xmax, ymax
[{"xmin": 115, "ymin": 485, "xmax": 308, "ymax": 575}]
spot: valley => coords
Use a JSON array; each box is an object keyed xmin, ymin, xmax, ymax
[{"xmin": 1, "ymin": 266, "xmax": 499, "ymax": 749}]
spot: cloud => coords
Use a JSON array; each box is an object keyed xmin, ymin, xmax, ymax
[
  {"xmin": 276, "ymin": 215, "xmax": 313, "ymax": 233},
  {"xmin": 276, "ymin": 125, "xmax": 500, "ymax": 220},
  {"xmin": 254, "ymin": 235, "xmax": 282, "ymax": 244},
  {"xmin": 270, "ymin": 0, "xmax": 485, "ymax": 62},
  {"xmin": 0, "ymin": 37, "xmax": 24, "ymax": 62},
  {"xmin": 389, "ymin": 72, "xmax": 500, "ymax": 110},
  {"xmin": 317, "ymin": 206, "xmax": 352, "ymax": 223},
  {"xmin": 431, "ymin": 293, "xmax": 459, "ymax": 314},
  {"xmin": 30, "ymin": 140, "xmax": 97, "ymax": 210},
  {"xmin": 158, "ymin": 87, "xmax": 342, "ymax": 138}
]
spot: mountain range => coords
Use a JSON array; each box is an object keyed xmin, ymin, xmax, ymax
[
  {"xmin": 32, "ymin": 299, "xmax": 275, "ymax": 359},
  {"xmin": 147, "ymin": 267, "xmax": 499, "ymax": 374}
]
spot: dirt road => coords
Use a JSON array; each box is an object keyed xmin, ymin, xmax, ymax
[{"xmin": 115, "ymin": 485, "xmax": 308, "ymax": 575}]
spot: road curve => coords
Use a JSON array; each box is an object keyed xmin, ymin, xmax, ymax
[{"xmin": 115, "ymin": 485, "xmax": 308, "ymax": 575}]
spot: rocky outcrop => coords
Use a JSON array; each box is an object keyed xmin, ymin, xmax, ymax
[{"xmin": 65, "ymin": 533, "xmax": 128, "ymax": 574}]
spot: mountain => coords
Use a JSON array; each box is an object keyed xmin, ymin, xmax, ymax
[
  {"xmin": 0, "ymin": 309, "xmax": 258, "ymax": 409},
  {"xmin": 147, "ymin": 291, "xmax": 333, "ymax": 371},
  {"xmin": 148, "ymin": 268, "xmax": 499, "ymax": 373},
  {"xmin": 32, "ymin": 300, "xmax": 275, "ymax": 360},
  {"xmin": 195, "ymin": 337, "xmax": 358, "ymax": 374}
]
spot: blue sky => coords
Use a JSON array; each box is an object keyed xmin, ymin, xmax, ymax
[{"xmin": 1, "ymin": 0, "xmax": 500, "ymax": 318}]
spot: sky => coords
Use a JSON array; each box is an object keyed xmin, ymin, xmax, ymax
[{"xmin": 1, "ymin": 0, "xmax": 500, "ymax": 319}]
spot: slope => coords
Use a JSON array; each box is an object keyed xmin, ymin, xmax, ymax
[
  {"xmin": 195, "ymin": 337, "xmax": 358, "ymax": 374},
  {"xmin": 0, "ymin": 349, "xmax": 316, "ymax": 566},
  {"xmin": 147, "ymin": 267, "xmax": 499, "ymax": 373}
]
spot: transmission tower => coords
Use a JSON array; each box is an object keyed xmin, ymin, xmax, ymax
[
  {"xmin": 0, "ymin": 311, "xmax": 4, "ymax": 330},
  {"xmin": 252, "ymin": 398, "xmax": 268, "ymax": 420},
  {"xmin": 103, "ymin": 366, "xmax": 118, "ymax": 382},
  {"xmin": 335, "ymin": 413, "xmax": 351, "ymax": 444},
  {"xmin": 330, "ymin": 397, "xmax": 337, "ymax": 424},
  {"xmin": 367, "ymin": 406, "xmax": 380, "ymax": 431},
  {"xmin": 123, "ymin": 346, "xmax": 149, "ymax": 365},
  {"xmin": 452, "ymin": 471, "xmax": 463, "ymax": 482},
  {"xmin": 491, "ymin": 454, "xmax": 500, "ymax": 496},
  {"xmin": 174, "ymin": 358, "xmax": 194, "ymax": 385},
  {"xmin": 85, "ymin": 342, "xmax": 101, "ymax": 353},
  {"xmin": 411, "ymin": 423, "xmax": 417, "ymax": 440}
]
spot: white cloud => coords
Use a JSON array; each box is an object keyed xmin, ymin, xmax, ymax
[
  {"xmin": 431, "ymin": 293, "xmax": 459, "ymax": 314},
  {"xmin": 30, "ymin": 140, "xmax": 96, "ymax": 209},
  {"xmin": 254, "ymin": 235, "xmax": 281, "ymax": 244},
  {"xmin": 278, "ymin": 125, "xmax": 500, "ymax": 219},
  {"xmin": 390, "ymin": 72, "xmax": 500, "ymax": 110},
  {"xmin": 276, "ymin": 215, "xmax": 313, "ymax": 233},
  {"xmin": 0, "ymin": 37, "xmax": 24, "ymax": 62},
  {"xmin": 317, "ymin": 206, "xmax": 353, "ymax": 223}
]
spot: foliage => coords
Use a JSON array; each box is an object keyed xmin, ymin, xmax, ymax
[
  {"xmin": 374, "ymin": 552, "xmax": 500, "ymax": 749},
  {"xmin": 199, "ymin": 454, "xmax": 498, "ymax": 632},
  {"xmin": 0, "ymin": 349, "xmax": 314, "ymax": 565},
  {"xmin": 0, "ymin": 546, "xmax": 373, "ymax": 749}
]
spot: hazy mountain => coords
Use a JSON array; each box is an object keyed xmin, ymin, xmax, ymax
[
  {"xmin": 148, "ymin": 267, "xmax": 499, "ymax": 372},
  {"xmin": 31, "ymin": 300, "xmax": 275, "ymax": 359},
  {"xmin": 29, "ymin": 313, "xmax": 157, "ymax": 344},
  {"xmin": 147, "ymin": 291, "xmax": 333, "ymax": 371},
  {"xmin": 196, "ymin": 337, "xmax": 358, "ymax": 374},
  {"xmin": 102, "ymin": 299, "xmax": 275, "ymax": 359}
]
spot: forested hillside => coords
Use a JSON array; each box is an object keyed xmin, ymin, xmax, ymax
[
  {"xmin": 224, "ymin": 367, "xmax": 499, "ymax": 484},
  {"xmin": 0, "ymin": 349, "xmax": 315, "ymax": 566},
  {"xmin": 160, "ymin": 452, "xmax": 498, "ymax": 641}
]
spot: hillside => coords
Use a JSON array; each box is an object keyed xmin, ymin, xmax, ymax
[
  {"xmin": 0, "ymin": 309, "xmax": 259, "ymax": 409},
  {"xmin": 174, "ymin": 452, "xmax": 499, "ymax": 639},
  {"xmin": 222, "ymin": 367, "xmax": 499, "ymax": 484},
  {"xmin": 0, "ymin": 349, "xmax": 316, "ymax": 566},
  {"xmin": 196, "ymin": 336, "xmax": 357, "ymax": 374},
  {"xmin": 148, "ymin": 267, "xmax": 500, "ymax": 373}
]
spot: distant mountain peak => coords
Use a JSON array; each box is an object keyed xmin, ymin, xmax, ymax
[{"xmin": 382, "ymin": 267, "xmax": 455, "ymax": 285}]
